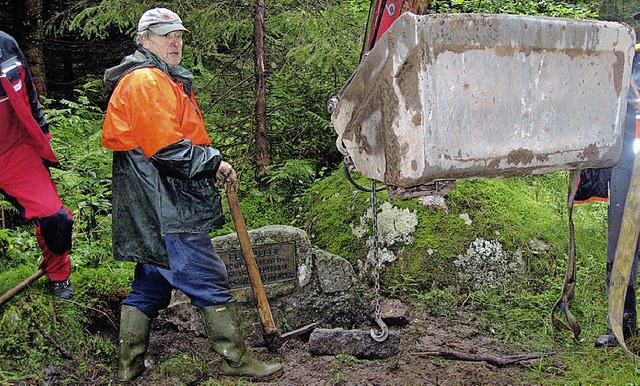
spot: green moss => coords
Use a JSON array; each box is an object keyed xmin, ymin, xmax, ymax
[
  {"xmin": 71, "ymin": 265, "xmax": 133, "ymax": 299},
  {"xmin": 0, "ymin": 292, "xmax": 102, "ymax": 381},
  {"xmin": 299, "ymin": 169, "xmax": 604, "ymax": 294},
  {"xmin": 152, "ymin": 353, "xmax": 210, "ymax": 384},
  {"xmin": 296, "ymin": 167, "xmax": 371, "ymax": 261}
]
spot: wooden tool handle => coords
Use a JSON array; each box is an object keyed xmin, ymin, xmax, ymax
[
  {"xmin": 0, "ymin": 268, "xmax": 46, "ymax": 306},
  {"xmin": 225, "ymin": 185, "xmax": 277, "ymax": 334}
]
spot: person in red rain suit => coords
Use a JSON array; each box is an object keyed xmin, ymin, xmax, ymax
[{"xmin": 0, "ymin": 31, "xmax": 74, "ymax": 299}]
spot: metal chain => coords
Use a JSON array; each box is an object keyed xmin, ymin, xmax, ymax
[{"xmin": 370, "ymin": 179, "xmax": 389, "ymax": 342}]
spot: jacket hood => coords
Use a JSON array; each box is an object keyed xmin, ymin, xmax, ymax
[{"xmin": 104, "ymin": 46, "xmax": 194, "ymax": 90}]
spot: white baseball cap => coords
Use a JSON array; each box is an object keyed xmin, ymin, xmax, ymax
[{"xmin": 138, "ymin": 7, "xmax": 188, "ymax": 35}]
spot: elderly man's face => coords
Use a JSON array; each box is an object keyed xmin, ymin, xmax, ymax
[{"xmin": 141, "ymin": 31, "xmax": 183, "ymax": 68}]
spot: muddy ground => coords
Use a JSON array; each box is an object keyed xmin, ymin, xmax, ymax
[{"xmin": 71, "ymin": 303, "xmax": 562, "ymax": 386}]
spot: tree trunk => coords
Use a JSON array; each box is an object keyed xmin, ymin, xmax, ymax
[
  {"xmin": 404, "ymin": 0, "xmax": 430, "ymax": 15},
  {"xmin": 253, "ymin": 0, "xmax": 270, "ymax": 189},
  {"xmin": 21, "ymin": 0, "xmax": 47, "ymax": 97}
]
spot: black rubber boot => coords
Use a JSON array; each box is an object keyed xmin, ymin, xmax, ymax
[
  {"xmin": 118, "ymin": 305, "xmax": 151, "ymax": 381},
  {"xmin": 200, "ymin": 302, "xmax": 283, "ymax": 380},
  {"xmin": 595, "ymin": 323, "xmax": 615, "ymax": 348},
  {"xmin": 595, "ymin": 285, "xmax": 636, "ymax": 347}
]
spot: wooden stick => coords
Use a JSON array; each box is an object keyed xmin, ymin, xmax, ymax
[
  {"xmin": 34, "ymin": 320, "xmax": 75, "ymax": 360},
  {"xmin": 225, "ymin": 185, "xmax": 278, "ymax": 336},
  {"xmin": 414, "ymin": 348, "xmax": 552, "ymax": 367},
  {"xmin": 0, "ymin": 269, "xmax": 46, "ymax": 306}
]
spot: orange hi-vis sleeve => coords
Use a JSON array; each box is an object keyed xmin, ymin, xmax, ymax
[{"xmin": 102, "ymin": 67, "xmax": 210, "ymax": 158}]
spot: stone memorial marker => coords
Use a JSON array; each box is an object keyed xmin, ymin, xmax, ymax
[
  {"xmin": 218, "ymin": 242, "xmax": 297, "ymax": 289},
  {"xmin": 211, "ymin": 225, "xmax": 314, "ymax": 301}
]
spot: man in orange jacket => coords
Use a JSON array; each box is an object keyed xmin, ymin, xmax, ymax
[
  {"xmin": 0, "ymin": 31, "xmax": 74, "ymax": 299},
  {"xmin": 102, "ymin": 7, "xmax": 282, "ymax": 382}
]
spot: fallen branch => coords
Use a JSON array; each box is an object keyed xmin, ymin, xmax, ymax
[
  {"xmin": 34, "ymin": 321, "xmax": 76, "ymax": 361},
  {"xmin": 414, "ymin": 348, "xmax": 553, "ymax": 367}
]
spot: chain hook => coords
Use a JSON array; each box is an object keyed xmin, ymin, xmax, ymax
[
  {"xmin": 371, "ymin": 316, "xmax": 389, "ymax": 342},
  {"xmin": 369, "ymin": 179, "xmax": 389, "ymax": 342}
]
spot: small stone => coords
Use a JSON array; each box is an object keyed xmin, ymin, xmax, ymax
[
  {"xmin": 314, "ymin": 249, "xmax": 356, "ymax": 294},
  {"xmin": 379, "ymin": 298, "xmax": 411, "ymax": 326},
  {"xmin": 418, "ymin": 195, "xmax": 449, "ymax": 214}
]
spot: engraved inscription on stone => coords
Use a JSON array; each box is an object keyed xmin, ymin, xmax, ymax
[{"xmin": 219, "ymin": 243, "xmax": 297, "ymax": 289}]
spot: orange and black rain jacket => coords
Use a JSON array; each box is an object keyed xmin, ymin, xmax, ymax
[{"xmin": 102, "ymin": 47, "xmax": 223, "ymax": 268}]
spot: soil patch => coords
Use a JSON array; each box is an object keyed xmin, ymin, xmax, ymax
[{"xmin": 107, "ymin": 306, "xmax": 557, "ymax": 385}]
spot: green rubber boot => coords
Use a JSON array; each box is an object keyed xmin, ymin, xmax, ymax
[
  {"xmin": 118, "ymin": 305, "xmax": 151, "ymax": 381},
  {"xmin": 200, "ymin": 302, "xmax": 283, "ymax": 380}
]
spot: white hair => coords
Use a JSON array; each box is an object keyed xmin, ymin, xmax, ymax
[{"xmin": 136, "ymin": 30, "xmax": 153, "ymax": 45}]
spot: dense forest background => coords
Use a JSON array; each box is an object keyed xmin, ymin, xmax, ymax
[{"xmin": 3, "ymin": 0, "xmax": 640, "ymax": 384}]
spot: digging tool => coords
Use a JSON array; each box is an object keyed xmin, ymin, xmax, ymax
[
  {"xmin": 225, "ymin": 183, "xmax": 317, "ymax": 352},
  {"xmin": 0, "ymin": 268, "xmax": 45, "ymax": 306}
]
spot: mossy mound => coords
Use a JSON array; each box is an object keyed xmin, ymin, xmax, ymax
[{"xmin": 297, "ymin": 167, "xmax": 608, "ymax": 320}]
